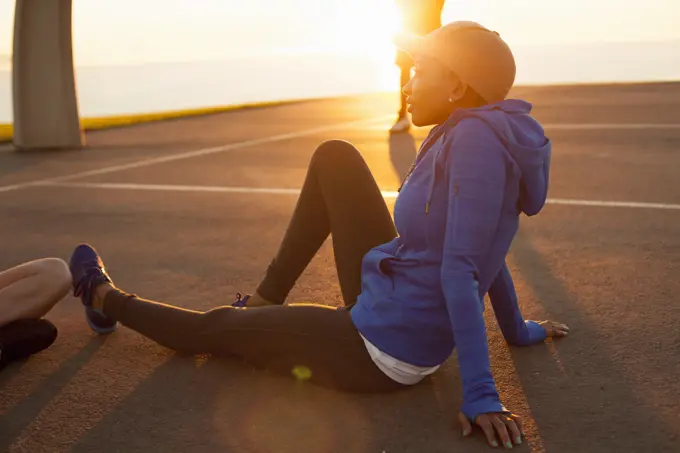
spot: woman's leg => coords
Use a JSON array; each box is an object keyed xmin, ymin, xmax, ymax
[
  {"xmin": 0, "ymin": 258, "xmax": 71, "ymax": 326},
  {"xmin": 0, "ymin": 259, "xmax": 67, "ymax": 369},
  {"xmin": 94, "ymin": 284, "xmax": 405, "ymax": 393},
  {"xmin": 253, "ymin": 140, "xmax": 397, "ymax": 306}
]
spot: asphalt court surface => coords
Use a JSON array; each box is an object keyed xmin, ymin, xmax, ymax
[{"xmin": 1, "ymin": 83, "xmax": 679, "ymax": 452}]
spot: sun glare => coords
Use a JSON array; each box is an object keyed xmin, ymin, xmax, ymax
[
  {"xmin": 320, "ymin": 0, "xmax": 402, "ymax": 91},
  {"xmin": 330, "ymin": 1, "xmax": 401, "ymax": 57}
]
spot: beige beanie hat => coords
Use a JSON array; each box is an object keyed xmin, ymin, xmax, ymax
[{"xmin": 395, "ymin": 21, "xmax": 516, "ymax": 104}]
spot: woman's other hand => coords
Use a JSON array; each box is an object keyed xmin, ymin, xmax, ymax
[
  {"xmin": 458, "ymin": 411, "xmax": 524, "ymax": 448},
  {"xmin": 537, "ymin": 320, "xmax": 570, "ymax": 338}
]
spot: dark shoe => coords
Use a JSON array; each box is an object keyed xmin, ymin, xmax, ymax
[
  {"xmin": 231, "ymin": 292, "xmax": 250, "ymax": 308},
  {"xmin": 0, "ymin": 318, "xmax": 58, "ymax": 370},
  {"xmin": 69, "ymin": 243, "xmax": 118, "ymax": 334}
]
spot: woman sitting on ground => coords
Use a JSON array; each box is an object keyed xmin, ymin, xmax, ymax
[{"xmin": 68, "ymin": 21, "xmax": 568, "ymax": 450}]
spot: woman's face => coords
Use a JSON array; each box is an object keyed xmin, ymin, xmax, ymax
[{"xmin": 402, "ymin": 55, "xmax": 464, "ymax": 127}]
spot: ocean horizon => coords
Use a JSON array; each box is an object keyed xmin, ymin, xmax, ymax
[{"xmin": 1, "ymin": 41, "xmax": 679, "ymax": 123}]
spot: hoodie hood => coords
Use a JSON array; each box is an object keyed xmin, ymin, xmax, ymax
[{"xmin": 427, "ymin": 99, "xmax": 551, "ymax": 216}]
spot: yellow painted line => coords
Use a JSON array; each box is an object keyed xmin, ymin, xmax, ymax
[
  {"xmin": 0, "ymin": 123, "xmax": 11, "ymax": 140},
  {"xmin": 0, "ymin": 99, "xmax": 302, "ymax": 141}
]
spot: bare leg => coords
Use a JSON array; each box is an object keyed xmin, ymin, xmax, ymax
[{"xmin": 0, "ymin": 258, "xmax": 71, "ymax": 326}]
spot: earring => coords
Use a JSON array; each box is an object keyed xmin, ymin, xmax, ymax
[{"xmin": 448, "ymin": 96, "xmax": 455, "ymax": 103}]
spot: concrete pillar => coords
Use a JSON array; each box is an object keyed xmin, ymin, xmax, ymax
[{"xmin": 12, "ymin": 0, "xmax": 84, "ymax": 150}]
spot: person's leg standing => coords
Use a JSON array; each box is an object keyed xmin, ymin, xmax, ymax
[
  {"xmin": 391, "ymin": 52, "xmax": 413, "ymax": 133},
  {"xmin": 399, "ymin": 65, "xmax": 411, "ymax": 118}
]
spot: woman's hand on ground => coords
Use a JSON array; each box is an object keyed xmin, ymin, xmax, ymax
[
  {"xmin": 458, "ymin": 411, "xmax": 524, "ymax": 448},
  {"xmin": 538, "ymin": 320, "xmax": 570, "ymax": 338}
]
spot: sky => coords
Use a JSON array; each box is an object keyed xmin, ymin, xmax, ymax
[{"xmin": 1, "ymin": 0, "xmax": 679, "ymax": 68}]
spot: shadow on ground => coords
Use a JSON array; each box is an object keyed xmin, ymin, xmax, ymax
[
  {"xmin": 507, "ymin": 228, "xmax": 674, "ymax": 453},
  {"xmin": 60, "ymin": 355, "xmax": 486, "ymax": 453},
  {"xmin": 0, "ymin": 337, "xmax": 107, "ymax": 449},
  {"xmin": 388, "ymin": 131, "xmax": 418, "ymax": 182}
]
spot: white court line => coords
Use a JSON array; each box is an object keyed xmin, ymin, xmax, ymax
[
  {"xmin": 543, "ymin": 123, "xmax": 680, "ymax": 130},
  {"xmin": 43, "ymin": 181, "xmax": 680, "ymax": 211},
  {"xmin": 544, "ymin": 198, "xmax": 680, "ymax": 210},
  {"xmin": 0, "ymin": 115, "xmax": 393, "ymax": 194},
  {"xmin": 45, "ymin": 182, "xmax": 305, "ymax": 196},
  {"xmin": 1, "ymin": 119, "xmax": 677, "ymax": 195}
]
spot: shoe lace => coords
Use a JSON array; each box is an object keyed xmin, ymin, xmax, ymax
[{"xmin": 72, "ymin": 262, "xmax": 104, "ymax": 297}]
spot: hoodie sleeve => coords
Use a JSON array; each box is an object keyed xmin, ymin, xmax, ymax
[
  {"xmin": 440, "ymin": 120, "xmax": 508, "ymax": 421},
  {"xmin": 488, "ymin": 263, "xmax": 547, "ymax": 346}
]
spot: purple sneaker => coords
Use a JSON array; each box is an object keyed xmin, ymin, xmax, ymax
[{"xmin": 69, "ymin": 244, "xmax": 118, "ymax": 334}]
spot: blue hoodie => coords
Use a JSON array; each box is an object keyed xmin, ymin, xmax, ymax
[{"xmin": 350, "ymin": 99, "xmax": 551, "ymax": 421}]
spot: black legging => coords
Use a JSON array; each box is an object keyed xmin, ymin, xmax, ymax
[
  {"xmin": 257, "ymin": 139, "xmax": 397, "ymax": 305},
  {"xmin": 102, "ymin": 140, "xmax": 406, "ymax": 393}
]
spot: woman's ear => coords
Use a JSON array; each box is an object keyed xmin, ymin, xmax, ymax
[{"xmin": 447, "ymin": 78, "xmax": 468, "ymax": 104}]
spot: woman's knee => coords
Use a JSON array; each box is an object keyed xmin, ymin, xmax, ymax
[
  {"xmin": 311, "ymin": 139, "xmax": 362, "ymax": 168},
  {"xmin": 35, "ymin": 258, "xmax": 72, "ymax": 298}
]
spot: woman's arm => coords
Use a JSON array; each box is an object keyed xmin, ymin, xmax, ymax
[
  {"xmin": 440, "ymin": 119, "xmax": 507, "ymax": 421},
  {"xmin": 488, "ymin": 263, "xmax": 547, "ymax": 346}
]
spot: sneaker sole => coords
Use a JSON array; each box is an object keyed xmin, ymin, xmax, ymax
[{"xmin": 85, "ymin": 308, "xmax": 118, "ymax": 335}]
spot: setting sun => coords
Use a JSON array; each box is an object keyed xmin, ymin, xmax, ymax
[{"xmin": 328, "ymin": 1, "xmax": 401, "ymax": 56}]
